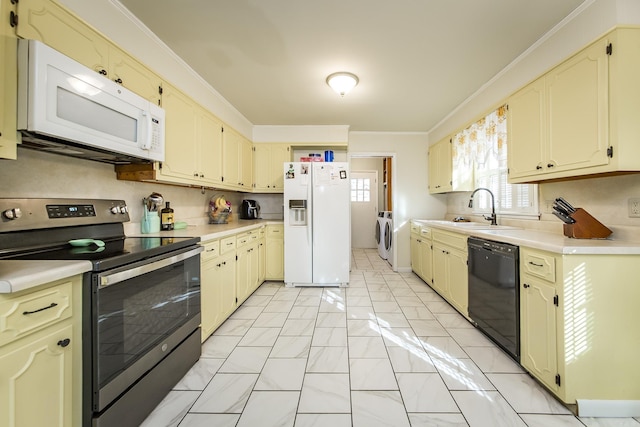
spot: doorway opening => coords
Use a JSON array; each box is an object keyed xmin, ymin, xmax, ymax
[{"xmin": 349, "ymin": 154, "xmax": 395, "ymax": 270}]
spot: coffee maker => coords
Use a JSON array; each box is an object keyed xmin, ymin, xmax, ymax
[{"xmin": 240, "ymin": 200, "xmax": 260, "ymax": 219}]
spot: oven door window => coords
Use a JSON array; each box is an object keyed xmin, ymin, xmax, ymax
[{"xmin": 95, "ymin": 253, "xmax": 200, "ymax": 389}]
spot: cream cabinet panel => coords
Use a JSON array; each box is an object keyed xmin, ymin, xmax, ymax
[
  {"xmin": 198, "ymin": 112, "xmax": 224, "ymax": 186},
  {"xmin": 447, "ymin": 248, "xmax": 468, "ymax": 314},
  {"xmin": 546, "ymin": 38, "xmax": 609, "ymax": 174},
  {"xmin": 428, "ymin": 137, "xmax": 452, "ymax": 194},
  {"xmin": 507, "ymin": 77, "xmax": 545, "ymax": 179},
  {"xmin": 254, "ymin": 144, "xmax": 291, "ymax": 192},
  {"xmin": 0, "ymin": 0, "xmax": 18, "ymax": 159},
  {"xmin": 201, "ymin": 248, "xmax": 236, "ymax": 342},
  {"xmin": 265, "ymin": 224, "xmax": 284, "ymax": 280},
  {"xmin": 258, "ymin": 232, "xmax": 266, "ymax": 284},
  {"xmin": 157, "ymin": 83, "xmax": 198, "ymax": 182},
  {"xmin": 222, "ymin": 127, "xmax": 241, "ymax": 189},
  {"xmin": 16, "ymin": 0, "xmax": 109, "ymax": 74},
  {"xmin": 520, "ymin": 275, "xmax": 558, "ymax": 392},
  {"xmin": 431, "ymin": 242, "xmax": 449, "ymax": 296},
  {"xmin": 236, "ymin": 243, "xmax": 258, "ymax": 305},
  {"xmin": 419, "ymin": 239, "xmax": 433, "ymax": 285},
  {"xmin": 0, "ymin": 323, "xmax": 74, "ymax": 427},
  {"xmin": 109, "ymin": 46, "xmax": 162, "ymax": 105},
  {"xmin": 410, "ymin": 234, "xmax": 421, "ymax": 276},
  {"xmin": 240, "ymin": 136, "xmax": 253, "ymax": 191}
]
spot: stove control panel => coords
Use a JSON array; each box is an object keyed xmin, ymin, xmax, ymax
[{"xmin": 47, "ymin": 204, "xmax": 96, "ymax": 218}]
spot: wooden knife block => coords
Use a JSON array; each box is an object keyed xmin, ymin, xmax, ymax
[{"xmin": 563, "ymin": 208, "xmax": 612, "ymax": 239}]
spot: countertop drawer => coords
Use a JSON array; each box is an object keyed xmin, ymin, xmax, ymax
[
  {"xmin": 236, "ymin": 232, "xmax": 251, "ymax": 248},
  {"xmin": 410, "ymin": 222, "xmax": 421, "ymax": 235},
  {"xmin": 220, "ymin": 236, "xmax": 236, "ymax": 254},
  {"xmin": 200, "ymin": 240, "xmax": 219, "ymax": 261},
  {"xmin": 0, "ymin": 280, "xmax": 72, "ymax": 347},
  {"xmin": 521, "ymin": 249, "xmax": 556, "ymax": 283},
  {"xmin": 432, "ymin": 229, "xmax": 467, "ymax": 251}
]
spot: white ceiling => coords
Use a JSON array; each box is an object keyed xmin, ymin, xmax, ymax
[{"xmin": 118, "ymin": 0, "xmax": 586, "ymax": 132}]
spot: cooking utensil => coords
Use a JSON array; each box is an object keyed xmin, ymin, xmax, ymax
[
  {"xmin": 146, "ymin": 193, "xmax": 163, "ymax": 211},
  {"xmin": 68, "ymin": 239, "xmax": 105, "ymax": 247}
]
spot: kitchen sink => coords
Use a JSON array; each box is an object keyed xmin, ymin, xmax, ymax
[{"xmin": 417, "ymin": 220, "xmax": 521, "ymax": 230}]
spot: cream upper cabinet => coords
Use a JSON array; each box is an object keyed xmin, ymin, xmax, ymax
[
  {"xmin": 109, "ymin": 46, "xmax": 162, "ymax": 105},
  {"xmin": 157, "ymin": 83, "xmax": 224, "ymax": 186},
  {"xmin": 157, "ymin": 83, "xmax": 199, "ymax": 182},
  {"xmin": 428, "ymin": 137, "xmax": 452, "ymax": 193},
  {"xmin": 16, "ymin": 0, "xmax": 110, "ymax": 74},
  {"xmin": 253, "ymin": 144, "xmax": 291, "ymax": 192},
  {"xmin": 509, "ymin": 27, "xmax": 640, "ymax": 183},
  {"xmin": 0, "ymin": 0, "xmax": 18, "ymax": 159},
  {"xmin": 222, "ymin": 128, "xmax": 253, "ymax": 191}
]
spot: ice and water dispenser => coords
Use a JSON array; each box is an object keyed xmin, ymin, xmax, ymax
[{"xmin": 289, "ymin": 199, "xmax": 308, "ymax": 225}]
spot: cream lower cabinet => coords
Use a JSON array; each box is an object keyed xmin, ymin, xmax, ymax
[
  {"xmin": 200, "ymin": 239, "xmax": 236, "ymax": 342},
  {"xmin": 265, "ymin": 224, "xmax": 284, "ymax": 280},
  {"xmin": 0, "ymin": 275, "xmax": 82, "ymax": 427},
  {"xmin": 236, "ymin": 232, "xmax": 260, "ymax": 305},
  {"xmin": 257, "ymin": 228, "xmax": 266, "ymax": 284},
  {"xmin": 520, "ymin": 247, "xmax": 640, "ymax": 406},
  {"xmin": 431, "ymin": 229, "xmax": 468, "ymax": 317},
  {"xmin": 409, "ymin": 222, "xmax": 433, "ymax": 285}
]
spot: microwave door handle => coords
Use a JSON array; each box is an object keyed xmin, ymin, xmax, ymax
[{"xmin": 140, "ymin": 111, "xmax": 152, "ymax": 150}]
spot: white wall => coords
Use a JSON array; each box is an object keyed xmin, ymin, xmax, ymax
[{"xmin": 349, "ymin": 132, "xmax": 447, "ymax": 272}]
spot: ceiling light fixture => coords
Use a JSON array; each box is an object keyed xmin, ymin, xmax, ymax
[{"xmin": 326, "ymin": 72, "xmax": 359, "ymax": 97}]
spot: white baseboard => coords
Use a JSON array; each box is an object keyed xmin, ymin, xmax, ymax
[
  {"xmin": 577, "ymin": 400, "xmax": 640, "ymax": 417},
  {"xmin": 396, "ymin": 267, "xmax": 413, "ymax": 273}
]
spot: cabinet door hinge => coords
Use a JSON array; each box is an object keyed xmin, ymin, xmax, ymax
[
  {"xmin": 606, "ymin": 43, "xmax": 613, "ymax": 55},
  {"xmin": 235, "ymin": 255, "xmax": 238, "ymax": 261},
  {"xmin": 159, "ymin": 162, "xmax": 163, "ymax": 170},
  {"xmin": 9, "ymin": 11, "xmax": 18, "ymax": 27},
  {"xmin": 235, "ymin": 297, "xmax": 238, "ymax": 303},
  {"xmin": 221, "ymin": 127, "xmax": 224, "ymax": 133},
  {"xmin": 252, "ymin": 147, "xmax": 255, "ymax": 151},
  {"xmin": 158, "ymin": 85, "xmax": 163, "ymax": 95},
  {"xmin": 555, "ymin": 374, "xmax": 561, "ymax": 386},
  {"xmin": 553, "ymin": 295, "xmax": 559, "ymax": 306},
  {"xmin": 607, "ymin": 146, "xmax": 613, "ymax": 158}
]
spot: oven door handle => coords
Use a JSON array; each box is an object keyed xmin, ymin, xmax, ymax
[{"xmin": 98, "ymin": 246, "xmax": 203, "ymax": 288}]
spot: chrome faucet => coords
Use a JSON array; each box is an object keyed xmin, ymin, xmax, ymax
[{"xmin": 468, "ymin": 187, "xmax": 497, "ymax": 225}]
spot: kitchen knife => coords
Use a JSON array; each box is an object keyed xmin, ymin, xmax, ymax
[
  {"xmin": 555, "ymin": 197, "xmax": 576, "ymax": 213},
  {"xmin": 552, "ymin": 210, "xmax": 576, "ymax": 224},
  {"xmin": 552, "ymin": 202, "xmax": 572, "ymax": 217}
]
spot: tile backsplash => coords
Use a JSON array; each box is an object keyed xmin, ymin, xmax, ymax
[{"xmin": 446, "ymin": 173, "xmax": 640, "ymax": 241}]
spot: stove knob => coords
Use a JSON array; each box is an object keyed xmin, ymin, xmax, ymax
[
  {"xmin": 110, "ymin": 206, "xmax": 120, "ymax": 214},
  {"xmin": 3, "ymin": 208, "xmax": 22, "ymax": 220},
  {"xmin": 120, "ymin": 205, "xmax": 128, "ymax": 214}
]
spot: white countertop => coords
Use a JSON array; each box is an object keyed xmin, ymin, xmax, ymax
[
  {"xmin": 0, "ymin": 260, "xmax": 92, "ymax": 294},
  {"xmin": 413, "ymin": 220, "xmax": 640, "ymax": 255},
  {"xmin": 0, "ymin": 219, "xmax": 283, "ymax": 294}
]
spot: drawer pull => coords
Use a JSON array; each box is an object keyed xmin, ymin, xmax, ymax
[
  {"xmin": 57, "ymin": 338, "xmax": 71, "ymax": 348},
  {"xmin": 23, "ymin": 302, "xmax": 58, "ymax": 315},
  {"xmin": 528, "ymin": 261, "xmax": 543, "ymax": 267},
  {"xmin": 523, "ymin": 283, "xmax": 530, "ymax": 288}
]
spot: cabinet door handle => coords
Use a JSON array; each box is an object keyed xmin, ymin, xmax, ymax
[
  {"xmin": 523, "ymin": 283, "xmax": 530, "ymax": 288},
  {"xmin": 99, "ymin": 69, "xmax": 107, "ymax": 76},
  {"xmin": 547, "ymin": 163, "xmax": 555, "ymax": 168},
  {"xmin": 114, "ymin": 78, "xmax": 123, "ymax": 84},
  {"xmin": 23, "ymin": 302, "xmax": 58, "ymax": 315},
  {"xmin": 528, "ymin": 261, "xmax": 543, "ymax": 267},
  {"xmin": 536, "ymin": 165, "xmax": 543, "ymax": 170},
  {"xmin": 57, "ymin": 338, "xmax": 71, "ymax": 348}
]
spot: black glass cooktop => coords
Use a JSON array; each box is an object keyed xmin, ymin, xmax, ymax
[{"xmin": 5, "ymin": 236, "xmax": 200, "ymax": 271}]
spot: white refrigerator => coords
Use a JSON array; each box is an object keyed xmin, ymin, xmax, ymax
[{"xmin": 284, "ymin": 162, "xmax": 350, "ymax": 287}]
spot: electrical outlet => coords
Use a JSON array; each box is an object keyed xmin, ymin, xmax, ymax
[
  {"xmin": 629, "ymin": 198, "xmax": 640, "ymax": 217},
  {"xmin": 544, "ymin": 200, "xmax": 554, "ymax": 214}
]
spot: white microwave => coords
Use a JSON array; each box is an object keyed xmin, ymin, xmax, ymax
[{"xmin": 17, "ymin": 39, "xmax": 165, "ymax": 164}]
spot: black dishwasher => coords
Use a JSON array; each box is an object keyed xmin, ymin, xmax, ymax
[{"xmin": 467, "ymin": 237, "xmax": 520, "ymax": 362}]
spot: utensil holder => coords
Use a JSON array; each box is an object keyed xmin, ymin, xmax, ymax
[{"xmin": 563, "ymin": 208, "xmax": 612, "ymax": 239}]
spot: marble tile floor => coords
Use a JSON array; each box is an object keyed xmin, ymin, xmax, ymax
[{"xmin": 142, "ymin": 248, "xmax": 640, "ymax": 427}]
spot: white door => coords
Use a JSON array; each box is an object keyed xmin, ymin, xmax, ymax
[{"xmin": 350, "ymin": 171, "xmax": 378, "ymax": 248}]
